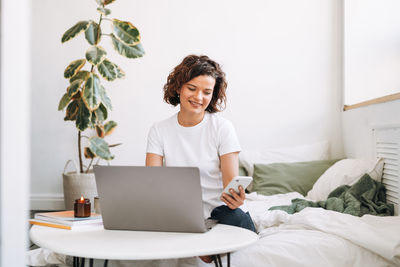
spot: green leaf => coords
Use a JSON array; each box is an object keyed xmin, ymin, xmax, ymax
[
  {"xmin": 85, "ymin": 21, "xmax": 101, "ymax": 45},
  {"xmin": 99, "ymin": 85, "xmax": 112, "ymax": 110},
  {"xmin": 94, "ymin": 103, "xmax": 108, "ymax": 122},
  {"xmin": 104, "ymin": 120, "xmax": 117, "ymax": 136},
  {"xmin": 89, "ymin": 137, "xmax": 114, "ymax": 160},
  {"xmin": 114, "ymin": 63, "xmax": 125, "ymax": 78},
  {"xmin": 76, "ymin": 99, "xmax": 91, "ymax": 131},
  {"xmin": 67, "ymin": 79, "xmax": 83, "ymax": 97},
  {"xmin": 58, "ymin": 93, "xmax": 71, "ymax": 111},
  {"xmin": 85, "ymin": 46, "xmax": 107, "ymax": 65},
  {"xmin": 70, "ymin": 70, "xmax": 91, "ymax": 84},
  {"xmin": 64, "ymin": 100, "xmax": 79, "ymax": 121},
  {"xmin": 112, "ymin": 19, "xmax": 140, "ymax": 46},
  {"xmin": 97, "ymin": 59, "xmax": 117, "ymax": 81},
  {"xmin": 61, "ymin": 21, "xmax": 90, "ymax": 43},
  {"xmin": 83, "ymin": 73, "xmax": 101, "ymax": 111},
  {"xmin": 96, "ymin": 0, "xmax": 116, "ymax": 6},
  {"xmin": 90, "ymin": 110, "xmax": 97, "ymax": 128},
  {"xmin": 64, "ymin": 59, "xmax": 86, "ymax": 79},
  {"xmin": 97, "ymin": 7, "xmax": 111, "ymax": 16},
  {"xmin": 110, "ymin": 34, "xmax": 145, "ymax": 59}
]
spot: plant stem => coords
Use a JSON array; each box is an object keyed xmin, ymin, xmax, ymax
[
  {"xmin": 86, "ymin": 158, "xmax": 94, "ymax": 173},
  {"xmin": 78, "ymin": 131, "xmax": 83, "ymax": 173}
]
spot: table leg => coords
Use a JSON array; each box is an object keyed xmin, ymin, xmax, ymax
[
  {"xmin": 227, "ymin": 253, "xmax": 230, "ymax": 267},
  {"xmin": 104, "ymin": 259, "xmax": 109, "ymax": 267},
  {"xmin": 89, "ymin": 258, "xmax": 94, "ymax": 267},
  {"xmin": 217, "ymin": 255, "xmax": 223, "ymax": 267},
  {"xmin": 80, "ymin": 257, "xmax": 85, "ymax": 267},
  {"xmin": 73, "ymin": 257, "xmax": 77, "ymax": 267}
]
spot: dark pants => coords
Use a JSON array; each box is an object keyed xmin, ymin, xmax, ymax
[{"xmin": 210, "ymin": 205, "xmax": 257, "ymax": 233}]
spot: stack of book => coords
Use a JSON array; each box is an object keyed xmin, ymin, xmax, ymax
[{"xmin": 29, "ymin": 210, "xmax": 103, "ymax": 230}]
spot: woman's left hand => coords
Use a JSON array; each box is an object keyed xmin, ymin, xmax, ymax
[{"xmin": 221, "ymin": 185, "xmax": 245, "ymax": 210}]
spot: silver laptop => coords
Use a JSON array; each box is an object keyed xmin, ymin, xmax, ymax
[{"xmin": 93, "ymin": 165, "xmax": 208, "ymax": 233}]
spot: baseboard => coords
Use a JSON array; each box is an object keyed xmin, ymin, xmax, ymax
[{"xmin": 30, "ymin": 194, "xmax": 65, "ymax": 210}]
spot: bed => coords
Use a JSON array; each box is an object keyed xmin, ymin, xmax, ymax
[{"xmin": 214, "ymin": 135, "xmax": 400, "ymax": 267}]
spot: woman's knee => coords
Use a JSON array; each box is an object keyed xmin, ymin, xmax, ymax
[{"xmin": 211, "ymin": 205, "xmax": 255, "ymax": 231}]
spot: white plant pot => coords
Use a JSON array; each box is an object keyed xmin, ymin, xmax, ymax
[{"xmin": 62, "ymin": 160, "xmax": 98, "ymax": 210}]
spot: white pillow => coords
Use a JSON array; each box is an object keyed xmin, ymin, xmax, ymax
[
  {"xmin": 306, "ymin": 158, "xmax": 384, "ymax": 202},
  {"xmin": 239, "ymin": 141, "xmax": 329, "ymax": 177}
]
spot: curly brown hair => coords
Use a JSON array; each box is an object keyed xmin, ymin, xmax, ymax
[{"xmin": 163, "ymin": 55, "xmax": 227, "ymax": 113}]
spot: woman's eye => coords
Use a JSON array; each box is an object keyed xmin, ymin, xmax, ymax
[
  {"xmin": 204, "ymin": 92, "xmax": 211, "ymax": 95},
  {"xmin": 188, "ymin": 87, "xmax": 196, "ymax": 91}
]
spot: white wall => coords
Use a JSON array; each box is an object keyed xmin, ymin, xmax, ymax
[
  {"xmin": 1, "ymin": 0, "xmax": 31, "ymax": 265},
  {"xmin": 342, "ymin": 100, "xmax": 400, "ymax": 158},
  {"xmin": 31, "ymin": 0, "xmax": 343, "ymax": 209}
]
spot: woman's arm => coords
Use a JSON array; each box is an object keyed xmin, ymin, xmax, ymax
[
  {"xmin": 220, "ymin": 151, "xmax": 245, "ymax": 210},
  {"xmin": 146, "ymin": 153, "xmax": 163, "ymax": 166}
]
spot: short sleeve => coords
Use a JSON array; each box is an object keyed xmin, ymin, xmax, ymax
[
  {"xmin": 146, "ymin": 124, "xmax": 164, "ymax": 156},
  {"xmin": 218, "ymin": 119, "xmax": 241, "ymax": 156}
]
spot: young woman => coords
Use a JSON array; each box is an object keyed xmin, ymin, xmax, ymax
[{"xmin": 145, "ymin": 55, "xmax": 256, "ymax": 262}]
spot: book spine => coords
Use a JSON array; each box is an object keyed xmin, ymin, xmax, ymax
[{"xmin": 29, "ymin": 220, "xmax": 71, "ymax": 230}]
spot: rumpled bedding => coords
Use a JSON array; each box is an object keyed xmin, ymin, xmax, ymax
[{"xmin": 269, "ymin": 174, "xmax": 394, "ymax": 216}]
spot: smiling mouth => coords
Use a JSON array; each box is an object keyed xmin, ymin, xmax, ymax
[{"xmin": 189, "ymin": 100, "xmax": 202, "ymax": 107}]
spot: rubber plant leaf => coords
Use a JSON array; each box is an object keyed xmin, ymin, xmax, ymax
[
  {"xmin": 110, "ymin": 34, "xmax": 145, "ymax": 59},
  {"xmin": 76, "ymin": 99, "xmax": 91, "ymax": 131},
  {"xmin": 67, "ymin": 79, "xmax": 83, "ymax": 97},
  {"xmin": 83, "ymin": 73, "xmax": 101, "ymax": 111},
  {"xmin": 115, "ymin": 63, "xmax": 125, "ymax": 79},
  {"xmin": 58, "ymin": 93, "xmax": 71, "ymax": 111},
  {"xmin": 64, "ymin": 59, "xmax": 86, "ymax": 79},
  {"xmin": 96, "ymin": 125, "xmax": 105, "ymax": 138},
  {"xmin": 89, "ymin": 136, "xmax": 114, "ymax": 160},
  {"xmin": 84, "ymin": 147, "xmax": 96, "ymax": 159},
  {"xmin": 99, "ymin": 85, "xmax": 112, "ymax": 110},
  {"xmin": 95, "ymin": 0, "xmax": 116, "ymax": 6},
  {"xmin": 70, "ymin": 70, "xmax": 91, "ymax": 84},
  {"xmin": 97, "ymin": 7, "xmax": 111, "ymax": 16},
  {"xmin": 90, "ymin": 110, "xmax": 97, "ymax": 128},
  {"xmin": 85, "ymin": 46, "xmax": 107, "ymax": 65},
  {"xmin": 97, "ymin": 58, "xmax": 117, "ymax": 81},
  {"xmin": 112, "ymin": 19, "xmax": 140, "ymax": 46},
  {"xmin": 64, "ymin": 100, "xmax": 79, "ymax": 121},
  {"xmin": 94, "ymin": 103, "xmax": 108, "ymax": 122},
  {"xmin": 104, "ymin": 120, "xmax": 117, "ymax": 136},
  {"xmin": 61, "ymin": 21, "xmax": 90, "ymax": 43},
  {"xmin": 85, "ymin": 21, "xmax": 101, "ymax": 45}
]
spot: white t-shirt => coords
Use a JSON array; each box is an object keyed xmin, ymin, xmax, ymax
[{"xmin": 146, "ymin": 112, "xmax": 241, "ymax": 218}]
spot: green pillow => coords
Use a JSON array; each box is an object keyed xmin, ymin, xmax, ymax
[{"xmin": 251, "ymin": 159, "xmax": 341, "ymax": 196}]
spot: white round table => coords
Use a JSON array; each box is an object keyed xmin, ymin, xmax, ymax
[{"xmin": 30, "ymin": 224, "xmax": 258, "ymax": 266}]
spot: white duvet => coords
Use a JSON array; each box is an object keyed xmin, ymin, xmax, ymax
[{"xmin": 113, "ymin": 192, "xmax": 400, "ymax": 267}]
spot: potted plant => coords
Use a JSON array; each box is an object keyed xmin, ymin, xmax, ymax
[{"xmin": 58, "ymin": 0, "xmax": 144, "ymax": 210}]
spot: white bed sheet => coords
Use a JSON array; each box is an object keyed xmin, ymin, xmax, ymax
[{"xmin": 112, "ymin": 192, "xmax": 400, "ymax": 267}]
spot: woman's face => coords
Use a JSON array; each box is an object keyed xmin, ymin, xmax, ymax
[{"xmin": 178, "ymin": 75, "xmax": 216, "ymax": 115}]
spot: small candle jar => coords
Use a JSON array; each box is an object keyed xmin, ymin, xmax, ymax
[{"xmin": 74, "ymin": 196, "xmax": 91, "ymax": 218}]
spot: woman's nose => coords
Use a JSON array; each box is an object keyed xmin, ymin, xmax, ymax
[{"xmin": 194, "ymin": 91, "xmax": 202, "ymax": 99}]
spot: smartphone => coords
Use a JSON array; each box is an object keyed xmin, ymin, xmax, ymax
[{"xmin": 222, "ymin": 176, "xmax": 253, "ymax": 196}]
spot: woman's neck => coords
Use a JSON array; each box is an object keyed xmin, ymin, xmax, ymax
[{"xmin": 177, "ymin": 111, "xmax": 205, "ymax": 127}]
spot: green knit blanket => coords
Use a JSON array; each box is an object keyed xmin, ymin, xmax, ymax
[{"xmin": 269, "ymin": 174, "xmax": 394, "ymax": 217}]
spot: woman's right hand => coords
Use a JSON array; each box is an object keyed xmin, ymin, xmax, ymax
[{"xmin": 220, "ymin": 185, "xmax": 245, "ymax": 210}]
